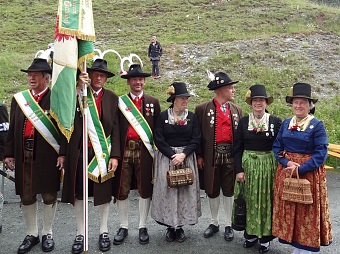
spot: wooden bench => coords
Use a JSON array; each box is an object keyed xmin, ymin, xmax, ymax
[{"xmin": 325, "ymin": 143, "xmax": 340, "ymax": 170}]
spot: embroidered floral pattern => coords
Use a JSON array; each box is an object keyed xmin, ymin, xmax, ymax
[{"xmin": 250, "ymin": 121, "xmax": 266, "ymax": 133}]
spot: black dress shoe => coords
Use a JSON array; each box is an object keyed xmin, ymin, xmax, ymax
[
  {"xmin": 165, "ymin": 227, "xmax": 175, "ymax": 242},
  {"xmin": 113, "ymin": 228, "xmax": 128, "ymax": 245},
  {"xmin": 98, "ymin": 232, "xmax": 111, "ymax": 252},
  {"xmin": 71, "ymin": 235, "xmax": 84, "ymax": 254},
  {"xmin": 258, "ymin": 242, "xmax": 270, "ymax": 253},
  {"xmin": 41, "ymin": 234, "xmax": 55, "ymax": 252},
  {"xmin": 203, "ymin": 224, "xmax": 219, "ymax": 238},
  {"xmin": 243, "ymin": 239, "xmax": 258, "ymax": 248},
  {"xmin": 175, "ymin": 228, "xmax": 186, "ymax": 243},
  {"xmin": 139, "ymin": 228, "xmax": 149, "ymax": 244},
  {"xmin": 224, "ymin": 226, "xmax": 234, "ymax": 241},
  {"xmin": 17, "ymin": 235, "xmax": 40, "ymax": 254}
]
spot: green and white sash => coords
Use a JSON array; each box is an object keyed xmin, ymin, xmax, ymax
[
  {"xmin": 14, "ymin": 90, "xmax": 60, "ymax": 153},
  {"xmin": 118, "ymin": 94, "xmax": 155, "ymax": 158},
  {"xmin": 87, "ymin": 88, "xmax": 113, "ymax": 183}
]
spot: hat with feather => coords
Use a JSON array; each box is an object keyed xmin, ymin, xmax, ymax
[
  {"xmin": 166, "ymin": 82, "xmax": 191, "ymax": 102},
  {"xmin": 206, "ymin": 71, "xmax": 238, "ymax": 90},
  {"xmin": 245, "ymin": 84, "xmax": 273, "ymax": 105}
]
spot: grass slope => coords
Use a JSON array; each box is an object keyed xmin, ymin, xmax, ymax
[{"xmin": 0, "ymin": 0, "xmax": 339, "ymax": 156}]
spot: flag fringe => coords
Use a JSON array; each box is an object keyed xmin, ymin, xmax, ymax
[
  {"xmin": 78, "ymin": 52, "xmax": 95, "ymax": 70},
  {"xmin": 88, "ymin": 171, "xmax": 114, "ymax": 183},
  {"xmin": 59, "ymin": 27, "xmax": 96, "ymax": 42},
  {"xmin": 101, "ymin": 171, "xmax": 115, "ymax": 183},
  {"xmin": 50, "ymin": 109, "xmax": 73, "ymax": 142}
]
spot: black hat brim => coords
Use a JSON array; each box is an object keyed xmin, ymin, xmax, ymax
[
  {"xmin": 121, "ymin": 73, "xmax": 151, "ymax": 79},
  {"xmin": 286, "ymin": 96, "xmax": 318, "ymax": 104},
  {"xmin": 88, "ymin": 68, "xmax": 115, "ymax": 78},
  {"xmin": 246, "ymin": 96, "xmax": 274, "ymax": 105},
  {"xmin": 208, "ymin": 80, "xmax": 239, "ymax": 90},
  {"xmin": 166, "ymin": 93, "xmax": 191, "ymax": 102},
  {"xmin": 21, "ymin": 69, "xmax": 52, "ymax": 75}
]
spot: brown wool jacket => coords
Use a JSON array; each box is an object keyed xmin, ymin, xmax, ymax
[
  {"xmin": 60, "ymin": 88, "xmax": 121, "ymax": 206},
  {"xmin": 4, "ymin": 89, "xmax": 61, "ymax": 195},
  {"xmin": 113, "ymin": 94, "xmax": 160, "ymax": 200},
  {"xmin": 194, "ymin": 99, "xmax": 242, "ymax": 195}
]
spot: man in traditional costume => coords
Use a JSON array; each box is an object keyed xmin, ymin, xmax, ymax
[
  {"xmin": 113, "ymin": 64, "xmax": 160, "ymax": 245},
  {"xmin": 4, "ymin": 58, "xmax": 65, "ymax": 253},
  {"xmin": 60, "ymin": 59, "xmax": 121, "ymax": 253},
  {"xmin": 195, "ymin": 72, "xmax": 242, "ymax": 242}
]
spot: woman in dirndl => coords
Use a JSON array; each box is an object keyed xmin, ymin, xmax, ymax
[
  {"xmin": 233, "ymin": 84, "xmax": 282, "ymax": 253},
  {"xmin": 151, "ymin": 82, "xmax": 201, "ymax": 243},
  {"xmin": 272, "ymin": 82, "xmax": 332, "ymax": 253}
]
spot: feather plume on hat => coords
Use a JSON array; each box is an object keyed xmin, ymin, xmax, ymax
[
  {"xmin": 245, "ymin": 89, "xmax": 251, "ymax": 100},
  {"xmin": 206, "ymin": 70, "xmax": 215, "ymax": 81},
  {"xmin": 166, "ymin": 85, "xmax": 175, "ymax": 96}
]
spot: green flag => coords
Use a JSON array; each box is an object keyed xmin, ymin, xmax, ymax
[{"xmin": 50, "ymin": 0, "xmax": 95, "ymax": 141}]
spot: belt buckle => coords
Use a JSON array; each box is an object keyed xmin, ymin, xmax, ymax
[
  {"xmin": 24, "ymin": 138, "xmax": 34, "ymax": 151},
  {"xmin": 128, "ymin": 140, "xmax": 136, "ymax": 150}
]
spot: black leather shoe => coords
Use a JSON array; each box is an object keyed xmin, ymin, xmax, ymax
[
  {"xmin": 113, "ymin": 228, "xmax": 128, "ymax": 245},
  {"xmin": 258, "ymin": 242, "xmax": 270, "ymax": 253},
  {"xmin": 165, "ymin": 227, "xmax": 175, "ymax": 242},
  {"xmin": 224, "ymin": 226, "xmax": 234, "ymax": 241},
  {"xmin": 175, "ymin": 228, "xmax": 186, "ymax": 243},
  {"xmin": 203, "ymin": 224, "xmax": 219, "ymax": 238},
  {"xmin": 41, "ymin": 234, "xmax": 55, "ymax": 252},
  {"xmin": 243, "ymin": 239, "xmax": 258, "ymax": 248},
  {"xmin": 98, "ymin": 232, "xmax": 111, "ymax": 252},
  {"xmin": 71, "ymin": 235, "xmax": 84, "ymax": 254},
  {"xmin": 139, "ymin": 228, "xmax": 149, "ymax": 244},
  {"xmin": 17, "ymin": 235, "xmax": 40, "ymax": 254}
]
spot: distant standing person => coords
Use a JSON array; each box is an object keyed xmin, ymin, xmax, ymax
[{"xmin": 148, "ymin": 35, "xmax": 162, "ymax": 79}]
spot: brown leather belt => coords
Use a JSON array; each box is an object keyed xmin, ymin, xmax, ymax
[
  {"xmin": 24, "ymin": 138, "xmax": 34, "ymax": 151},
  {"xmin": 216, "ymin": 143, "xmax": 232, "ymax": 156},
  {"xmin": 127, "ymin": 140, "xmax": 141, "ymax": 150}
]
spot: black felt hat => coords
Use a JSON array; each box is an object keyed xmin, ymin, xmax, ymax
[
  {"xmin": 286, "ymin": 83, "xmax": 318, "ymax": 104},
  {"xmin": 87, "ymin": 59, "xmax": 115, "ymax": 78},
  {"xmin": 120, "ymin": 64, "xmax": 151, "ymax": 79},
  {"xmin": 245, "ymin": 84, "xmax": 273, "ymax": 105},
  {"xmin": 166, "ymin": 82, "xmax": 191, "ymax": 102},
  {"xmin": 207, "ymin": 72, "xmax": 238, "ymax": 90},
  {"xmin": 21, "ymin": 58, "xmax": 52, "ymax": 74}
]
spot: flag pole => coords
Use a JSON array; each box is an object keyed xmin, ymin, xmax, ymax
[{"xmin": 82, "ymin": 61, "xmax": 89, "ymax": 254}]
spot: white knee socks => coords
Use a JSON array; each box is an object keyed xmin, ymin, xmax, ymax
[
  {"xmin": 208, "ymin": 196, "xmax": 220, "ymax": 226},
  {"xmin": 117, "ymin": 199, "xmax": 129, "ymax": 229},
  {"xmin": 22, "ymin": 202, "xmax": 38, "ymax": 237},
  {"xmin": 98, "ymin": 202, "xmax": 110, "ymax": 234},
  {"xmin": 74, "ymin": 199, "xmax": 84, "ymax": 236},
  {"xmin": 223, "ymin": 196, "xmax": 234, "ymax": 226},
  {"xmin": 42, "ymin": 203, "xmax": 57, "ymax": 235},
  {"xmin": 139, "ymin": 197, "xmax": 150, "ymax": 229}
]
